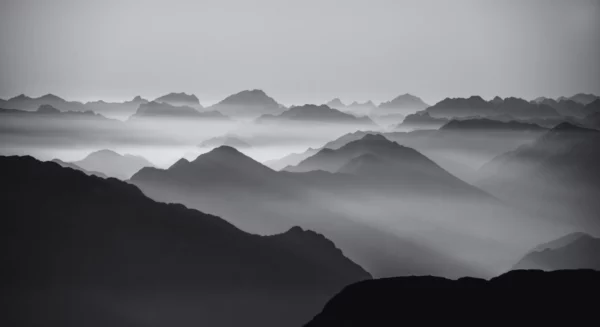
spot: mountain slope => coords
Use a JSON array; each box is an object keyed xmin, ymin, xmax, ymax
[
  {"xmin": 72, "ymin": 149, "xmax": 154, "ymax": 179},
  {"xmin": 304, "ymin": 270, "xmax": 600, "ymax": 326},
  {"xmin": 198, "ymin": 135, "xmax": 252, "ymax": 149},
  {"xmin": 513, "ymin": 233, "xmax": 600, "ymax": 271},
  {"xmin": 2, "ymin": 155, "xmax": 370, "ymax": 327},
  {"xmin": 154, "ymin": 92, "xmax": 202, "ymax": 108},
  {"xmin": 51, "ymin": 159, "xmax": 107, "ymax": 178},
  {"xmin": 0, "ymin": 93, "xmax": 85, "ymax": 111},
  {"xmin": 257, "ymin": 104, "xmax": 375, "ymax": 125},
  {"xmin": 375, "ymin": 93, "xmax": 429, "ymax": 115},
  {"xmin": 286, "ymin": 134, "xmax": 487, "ymax": 196},
  {"xmin": 131, "ymin": 145, "xmax": 499, "ymax": 279},
  {"xmin": 439, "ymin": 118, "xmax": 546, "ymax": 132},
  {"xmin": 477, "ymin": 123, "xmax": 600, "ymax": 229},
  {"xmin": 129, "ymin": 101, "xmax": 228, "ymax": 120},
  {"xmin": 83, "ymin": 96, "xmax": 148, "ymax": 119},
  {"xmin": 210, "ymin": 89, "xmax": 284, "ymax": 118}
]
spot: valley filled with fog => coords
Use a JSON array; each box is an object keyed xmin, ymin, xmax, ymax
[{"xmin": 3, "ymin": 90, "xmax": 599, "ymax": 282}]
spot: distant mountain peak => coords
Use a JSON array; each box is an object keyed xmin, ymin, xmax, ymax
[
  {"xmin": 154, "ymin": 92, "xmax": 200, "ymax": 105},
  {"xmin": 39, "ymin": 93, "xmax": 63, "ymax": 101},
  {"xmin": 550, "ymin": 122, "xmax": 595, "ymax": 133},
  {"xmin": 326, "ymin": 98, "xmax": 345, "ymax": 107},
  {"xmin": 360, "ymin": 133, "xmax": 389, "ymax": 142},
  {"xmin": 36, "ymin": 104, "xmax": 60, "ymax": 114},
  {"xmin": 10, "ymin": 94, "xmax": 30, "ymax": 100}
]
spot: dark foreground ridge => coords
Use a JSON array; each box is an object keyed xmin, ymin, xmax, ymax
[
  {"xmin": 305, "ymin": 269, "xmax": 600, "ymax": 326},
  {"xmin": 1, "ymin": 155, "xmax": 369, "ymax": 327}
]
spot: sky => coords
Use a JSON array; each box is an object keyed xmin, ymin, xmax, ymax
[{"xmin": 0, "ymin": 0, "xmax": 599, "ymax": 106}]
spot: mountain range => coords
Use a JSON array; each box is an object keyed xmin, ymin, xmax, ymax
[
  {"xmin": 0, "ymin": 104, "xmax": 113, "ymax": 121},
  {"xmin": 512, "ymin": 232, "xmax": 600, "ymax": 271},
  {"xmin": 129, "ymin": 101, "xmax": 228, "ymax": 120},
  {"xmin": 477, "ymin": 122, "xmax": 600, "ymax": 229},
  {"xmin": 209, "ymin": 89, "xmax": 284, "ymax": 119},
  {"xmin": 256, "ymin": 104, "xmax": 375, "ymax": 125},
  {"xmin": 72, "ymin": 149, "xmax": 154, "ymax": 179},
  {"xmin": 198, "ymin": 135, "xmax": 252, "ymax": 149},
  {"xmin": 375, "ymin": 93, "xmax": 429, "ymax": 116},
  {"xmin": 130, "ymin": 135, "xmax": 524, "ymax": 279},
  {"xmin": 422, "ymin": 96, "xmax": 560, "ymax": 120},
  {"xmin": 2, "ymin": 155, "xmax": 369, "ymax": 327},
  {"xmin": 154, "ymin": 92, "xmax": 202, "ymax": 108}
]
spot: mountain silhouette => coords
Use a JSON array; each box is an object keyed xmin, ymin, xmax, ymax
[
  {"xmin": 536, "ymin": 98, "xmax": 586, "ymax": 117},
  {"xmin": 304, "ymin": 270, "xmax": 600, "ymax": 326},
  {"xmin": 0, "ymin": 104, "xmax": 112, "ymax": 121},
  {"xmin": 477, "ymin": 122, "xmax": 600, "ymax": 229},
  {"xmin": 325, "ymin": 98, "xmax": 346, "ymax": 110},
  {"xmin": 285, "ymin": 134, "xmax": 488, "ymax": 196},
  {"xmin": 257, "ymin": 104, "xmax": 375, "ymax": 125},
  {"xmin": 210, "ymin": 89, "xmax": 284, "ymax": 118},
  {"xmin": 569, "ymin": 93, "xmax": 600, "ymax": 105},
  {"xmin": 0, "ymin": 93, "xmax": 85, "ymax": 112},
  {"xmin": 495, "ymin": 97, "xmax": 560, "ymax": 119},
  {"xmin": 422, "ymin": 96, "xmax": 560, "ymax": 120},
  {"xmin": 72, "ymin": 149, "xmax": 154, "ymax": 179},
  {"xmin": 375, "ymin": 93, "xmax": 429, "ymax": 115},
  {"xmin": 424, "ymin": 96, "xmax": 495, "ymax": 118},
  {"xmin": 154, "ymin": 92, "xmax": 202, "ymax": 108},
  {"xmin": 131, "ymin": 144, "xmax": 493, "ymax": 279},
  {"xmin": 264, "ymin": 147, "xmax": 320, "ymax": 170},
  {"xmin": 583, "ymin": 98, "xmax": 600, "ymax": 115},
  {"xmin": 342, "ymin": 100, "xmax": 376, "ymax": 116},
  {"xmin": 396, "ymin": 111, "xmax": 449, "ymax": 130},
  {"xmin": 129, "ymin": 101, "xmax": 228, "ymax": 120},
  {"xmin": 198, "ymin": 135, "xmax": 252, "ymax": 149},
  {"xmin": 83, "ymin": 96, "xmax": 148, "ymax": 119},
  {"xmin": 2, "ymin": 155, "xmax": 369, "ymax": 327},
  {"xmin": 513, "ymin": 233, "xmax": 600, "ymax": 271},
  {"xmin": 439, "ymin": 118, "xmax": 546, "ymax": 132},
  {"xmin": 51, "ymin": 159, "xmax": 107, "ymax": 178}
]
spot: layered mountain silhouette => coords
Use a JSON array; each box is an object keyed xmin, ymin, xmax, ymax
[
  {"xmin": 198, "ymin": 135, "xmax": 252, "ymax": 149},
  {"xmin": 256, "ymin": 104, "xmax": 375, "ymax": 125},
  {"xmin": 304, "ymin": 270, "xmax": 600, "ymax": 326},
  {"xmin": 210, "ymin": 89, "xmax": 284, "ymax": 119},
  {"xmin": 569, "ymin": 93, "xmax": 600, "ymax": 105},
  {"xmin": 131, "ymin": 144, "xmax": 498, "ymax": 279},
  {"xmin": 423, "ymin": 96, "xmax": 560, "ymax": 120},
  {"xmin": 513, "ymin": 233, "xmax": 600, "ymax": 271},
  {"xmin": 343, "ymin": 100, "xmax": 377, "ymax": 116},
  {"xmin": 535, "ymin": 98, "xmax": 586, "ymax": 118},
  {"xmin": 375, "ymin": 93, "xmax": 429, "ymax": 116},
  {"xmin": 0, "ymin": 104, "xmax": 113, "ymax": 121},
  {"xmin": 72, "ymin": 149, "xmax": 154, "ymax": 179},
  {"xmin": 439, "ymin": 118, "xmax": 545, "ymax": 132},
  {"xmin": 2, "ymin": 155, "xmax": 369, "ymax": 327},
  {"xmin": 325, "ymin": 98, "xmax": 346, "ymax": 110},
  {"xmin": 395, "ymin": 111, "xmax": 449, "ymax": 130},
  {"xmin": 583, "ymin": 98, "xmax": 600, "ymax": 115},
  {"xmin": 154, "ymin": 92, "xmax": 202, "ymax": 108},
  {"xmin": 51, "ymin": 159, "xmax": 107, "ymax": 178},
  {"xmin": 477, "ymin": 122, "xmax": 600, "ymax": 229},
  {"xmin": 0, "ymin": 93, "xmax": 85, "ymax": 111},
  {"xmin": 284, "ymin": 134, "xmax": 487, "ymax": 196},
  {"xmin": 129, "ymin": 101, "xmax": 228, "ymax": 120},
  {"xmin": 83, "ymin": 96, "xmax": 148, "ymax": 119},
  {"xmin": 264, "ymin": 147, "xmax": 320, "ymax": 170}
]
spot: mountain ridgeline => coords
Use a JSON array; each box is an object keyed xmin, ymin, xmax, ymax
[{"xmin": 2, "ymin": 155, "xmax": 369, "ymax": 327}]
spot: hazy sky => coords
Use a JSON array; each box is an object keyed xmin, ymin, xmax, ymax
[{"xmin": 0, "ymin": 0, "xmax": 599, "ymax": 105}]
